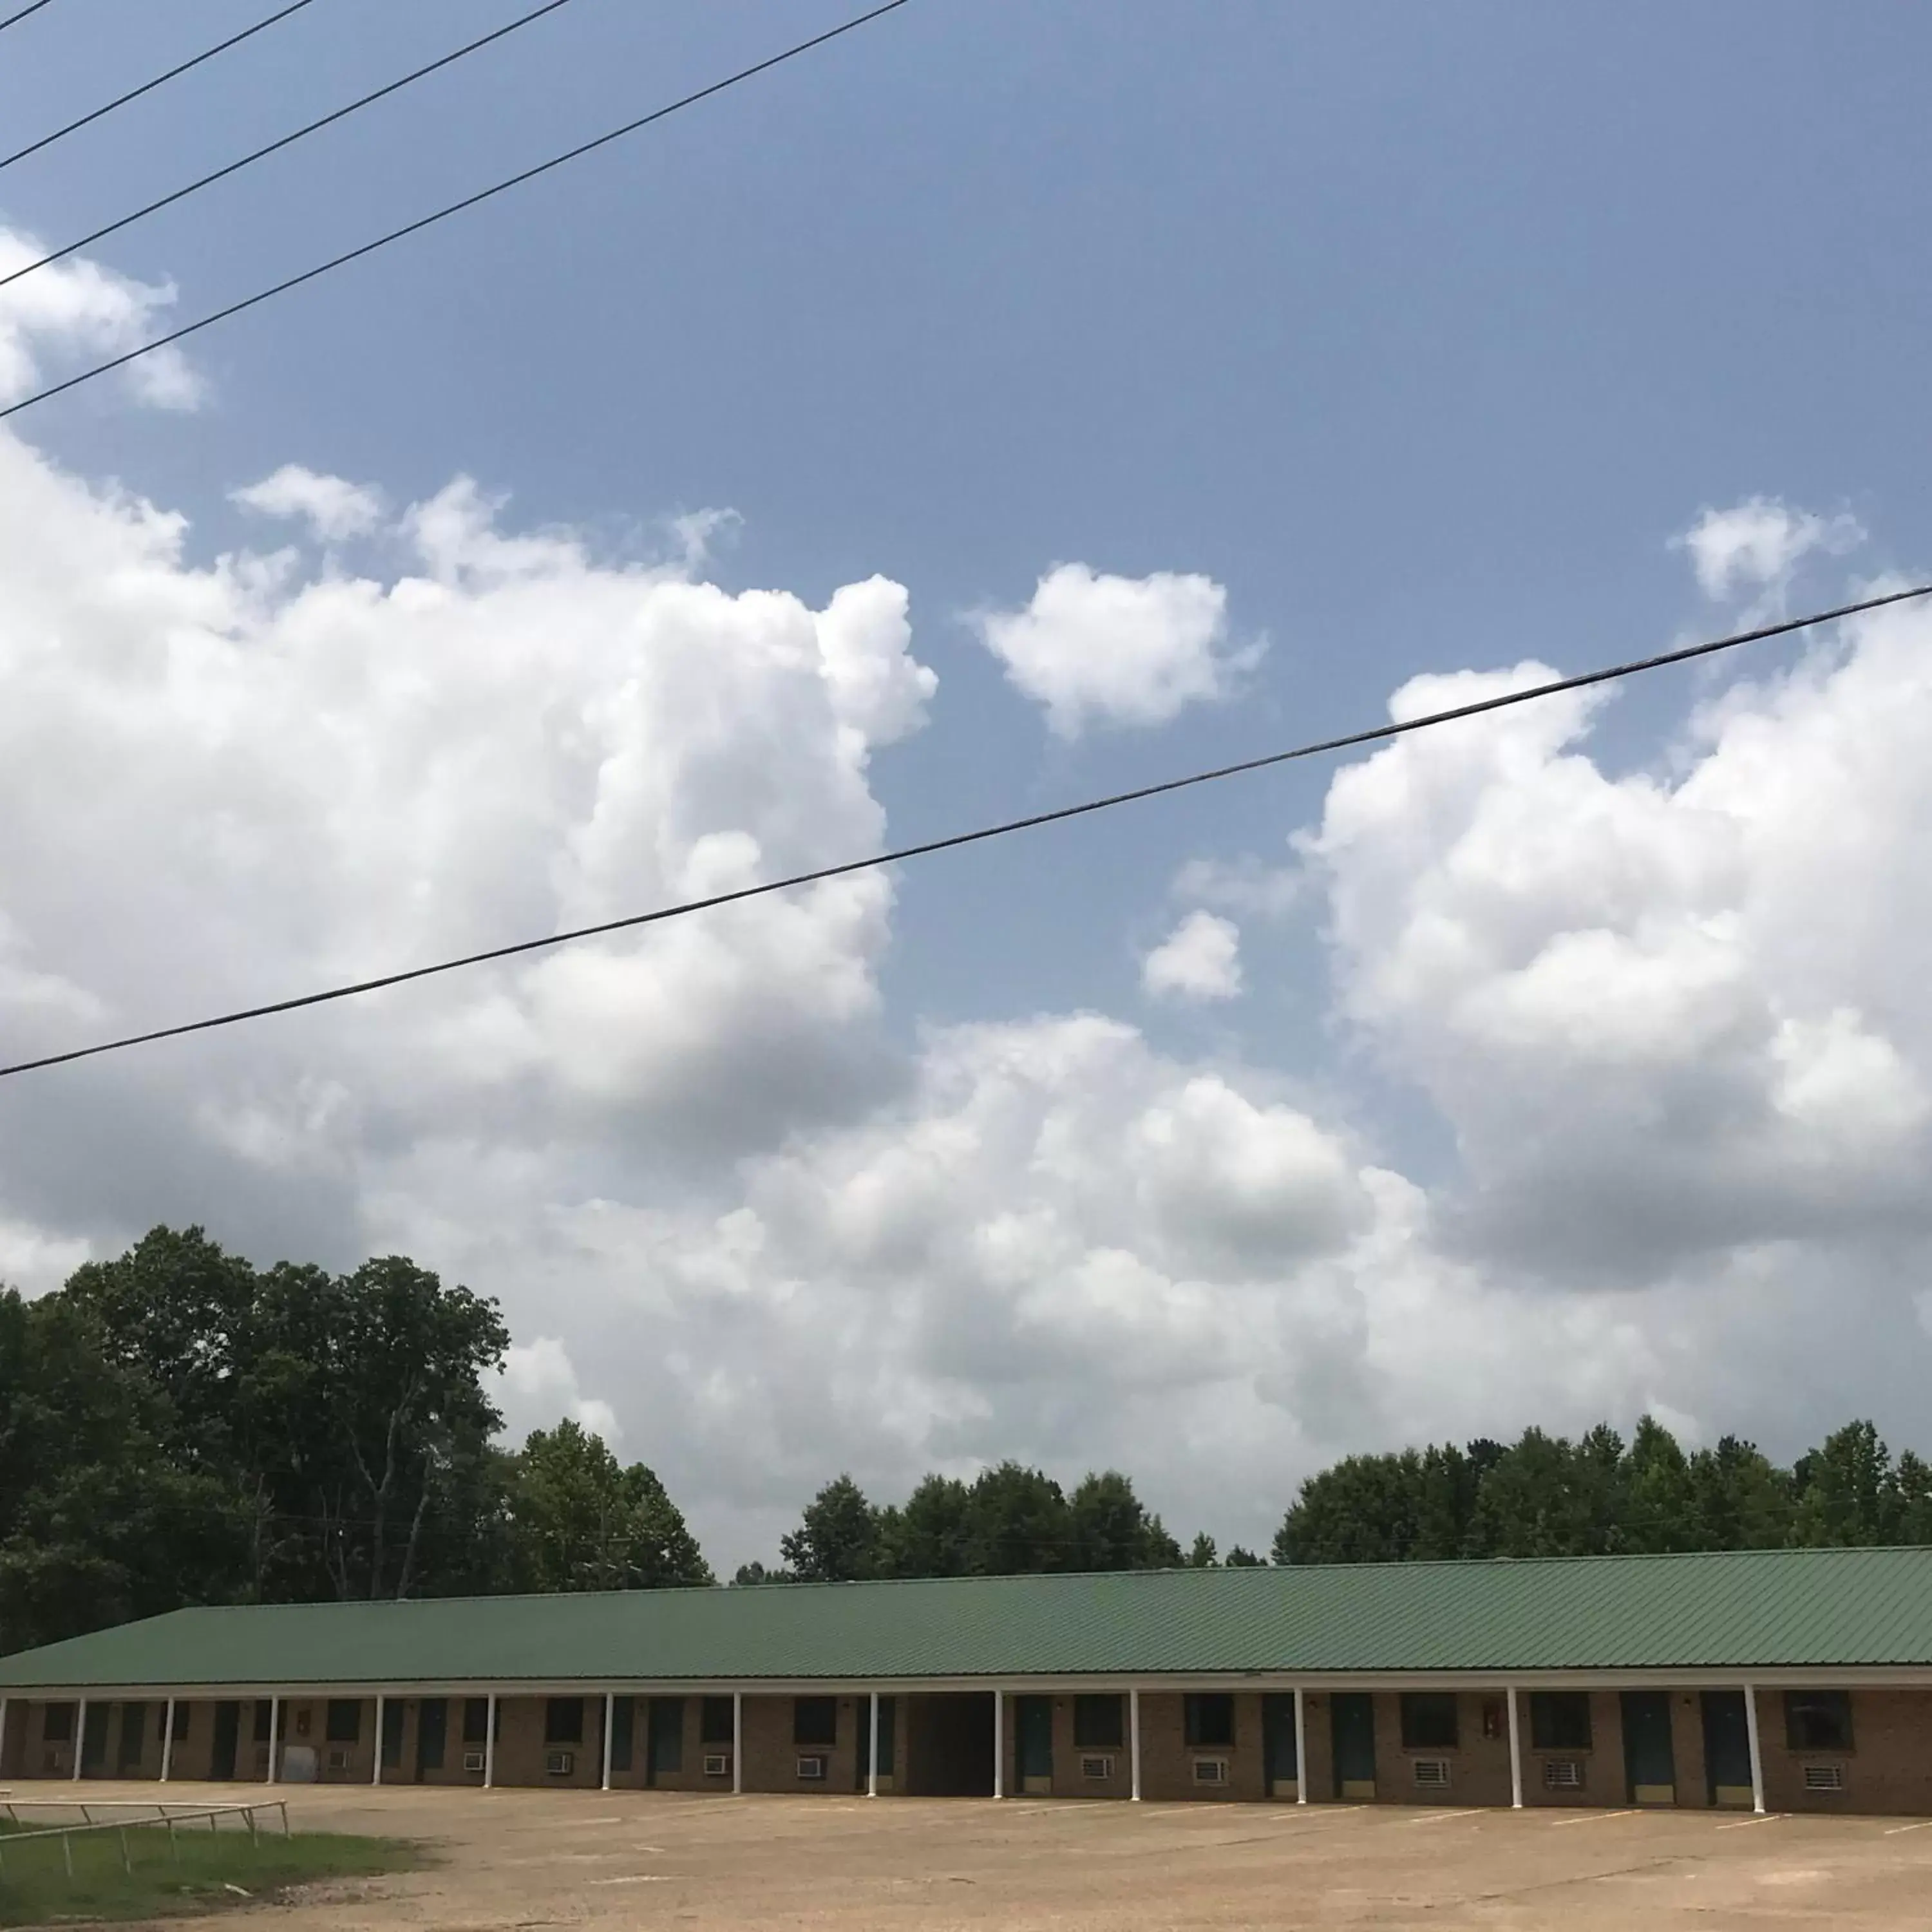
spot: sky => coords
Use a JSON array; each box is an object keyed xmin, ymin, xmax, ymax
[{"xmin": 1, "ymin": 0, "xmax": 1929, "ymax": 1569}]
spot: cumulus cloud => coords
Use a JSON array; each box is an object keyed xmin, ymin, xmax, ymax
[
  {"xmin": 232, "ymin": 465, "xmax": 384, "ymax": 542},
  {"xmin": 976, "ymin": 563, "xmax": 1260, "ymax": 736},
  {"xmin": 1141, "ymin": 910, "xmax": 1243, "ymax": 1002},
  {"xmin": 1676, "ymin": 496, "xmax": 1864, "ymax": 603},
  {"xmin": 497, "ymin": 1336, "xmax": 621, "ymax": 1446}
]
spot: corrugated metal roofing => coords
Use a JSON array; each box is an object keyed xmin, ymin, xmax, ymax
[{"xmin": 5, "ymin": 1547, "xmax": 1931, "ymax": 1690}]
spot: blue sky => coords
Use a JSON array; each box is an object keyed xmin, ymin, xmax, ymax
[{"xmin": 1, "ymin": 0, "xmax": 1929, "ymax": 1563}]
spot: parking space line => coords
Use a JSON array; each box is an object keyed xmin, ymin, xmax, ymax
[
  {"xmin": 1714, "ymin": 1813, "xmax": 1783, "ymax": 1829},
  {"xmin": 1550, "ymin": 1809, "xmax": 1638, "ymax": 1827},
  {"xmin": 1883, "ymin": 1819, "xmax": 1932, "ymax": 1835}
]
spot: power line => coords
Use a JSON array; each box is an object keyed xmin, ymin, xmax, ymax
[
  {"xmin": 0, "ymin": 0, "xmax": 582, "ymax": 284},
  {"xmin": 3, "ymin": 586, "xmax": 1922, "ymax": 1084},
  {"xmin": 0, "ymin": 0, "xmax": 57, "ymax": 34},
  {"xmin": 1, "ymin": 0, "xmax": 322, "ymax": 176},
  {"xmin": 0, "ymin": 0, "xmax": 915, "ymax": 421}
]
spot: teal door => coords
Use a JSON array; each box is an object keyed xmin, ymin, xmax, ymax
[
  {"xmin": 80, "ymin": 1703, "xmax": 109, "ymax": 1776},
  {"xmin": 1262, "ymin": 1694, "xmax": 1299, "ymax": 1794},
  {"xmin": 647, "ymin": 1698, "xmax": 685, "ymax": 1783},
  {"xmin": 211, "ymin": 1701, "xmax": 241, "ymax": 1781},
  {"xmin": 1331, "ymin": 1694, "xmax": 1376, "ymax": 1798},
  {"xmin": 416, "ymin": 1699, "xmax": 446, "ymax": 1778},
  {"xmin": 1016, "ymin": 1696, "xmax": 1053, "ymax": 1790},
  {"xmin": 118, "ymin": 1702, "xmax": 147, "ymax": 1773},
  {"xmin": 1621, "ymin": 1692, "xmax": 1676, "ymax": 1804},
  {"xmin": 1701, "ymin": 1692, "xmax": 1754, "ymax": 1807},
  {"xmin": 381, "ymin": 1698, "xmax": 405, "ymax": 1772}
]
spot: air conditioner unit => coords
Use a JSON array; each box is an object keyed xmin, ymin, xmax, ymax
[
  {"xmin": 1542, "ymin": 1759, "xmax": 1584, "ymax": 1790},
  {"xmin": 326, "ymin": 1748, "xmax": 350, "ymax": 1773},
  {"xmin": 462, "ymin": 1750, "xmax": 486, "ymax": 1774},
  {"xmin": 1080, "ymin": 1754, "xmax": 1115, "ymax": 1780},
  {"xmin": 703, "ymin": 1754, "xmax": 732, "ymax": 1778},
  {"xmin": 1803, "ymin": 1763, "xmax": 1845, "ymax": 1792},
  {"xmin": 546, "ymin": 1750, "xmax": 574, "ymax": 1777},
  {"xmin": 795, "ymin": 1754, "xmax": 827, "ymax": 1781},
  {"xmin": 1412, "ymin": 1758, "xmax": 1451, "ymax": 1789},
  {"xmin": 1192, "ymin": 1757, "xmax": 1229, "ymax": 1785}
]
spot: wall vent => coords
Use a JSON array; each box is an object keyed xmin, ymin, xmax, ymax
[
  {"xmin": 1081, "ymin": 1754, "xmax": 1115, "ymax": 1781},
  {"xmin": 1192, "ymin": 1757, "xmax": 1229, "ymax": 1785},
  {"xmin": 1412, "ymin": 1758, "xmax": 1451, "ymax": 1789},
  {"xmin": 1542, "ymin": 1758, "xmax": 1585, "ymax": 1790},
  {"xmin": 703, "ymin": 1754, "xmax": 731, "ymax": 1778},
  {"xmin": 462, "ymin": 1750, "xmax": 486, "ymax": 1774},
  {"xmin": 1803, "ymin": 1763, "xmax": 1845, "ymax": 1792},
  {"xmin": 796, "ymin": 1754, "xmax": 827, "ymax": 1781},
  {"xmin": 545, "ymin": 1750, "xmax": 574, "ymax": 1777},
  {"xmin": 325, "ymin": 1748, "xmax": 350, "ymax": 1774}
]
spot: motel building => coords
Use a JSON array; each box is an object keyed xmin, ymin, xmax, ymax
[{"xmin": 3, "ymin": 1548, "xmax": 1931, "ymax": 1815}]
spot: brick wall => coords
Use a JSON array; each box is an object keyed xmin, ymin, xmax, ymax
[{"xmin": 739, "ymin": 1692, "xmax": 862, "ymax": 1795}]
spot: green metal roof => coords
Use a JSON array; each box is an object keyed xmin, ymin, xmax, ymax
[{"xmin": 5, "ymin": 1548, "xmax": 1932, "ymax": 1691}]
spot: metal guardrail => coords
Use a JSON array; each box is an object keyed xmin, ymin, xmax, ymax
[{"xmin": 0, "ymin": 1797, "xmax": 290, "ymax": 1883}]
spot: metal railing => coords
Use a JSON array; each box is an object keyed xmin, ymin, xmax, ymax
[{"xmin": 0, "ymin": 1797, "xmax": 290, "ymax": 1883}]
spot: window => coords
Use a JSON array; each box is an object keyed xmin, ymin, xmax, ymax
[
  {"xmin": 462, "ymin": 1699, "xmax": 491, "ymax": 1745},
  {"xmin": 545, "ymin": 1698, "xmax": 585, "ymax": 1746},
  {"xmin": 1530, "ymin": 1692, "xmax": 1593, "ymax": 1752},
  {"xmin": 43, "ymin": 1702, "xmax": 75, "ymax": 1743},
  {"xmin": 609, "ymin": 1698, "xmax": 634, "ymax": 1773},
  {"xmin": 119, "ymin": 1702, "xmax": 147, "ymax": 1769},
  {"xmin": 1400, "ymin": 1694, "xmax": 1460, "ymax": 1751},
  {"xmin": 168, "ymin": 1703, "xmax": 190, "ymax": 1740},
  {"xmin": 793, "ymin": 1696, "xmax": 837, "ymax": 1747},
  {"xmin": 1074, "ymin": 1695, "xmax": 1124, "ymax": 1750},
  {"xmin": 325, "ymin": 1700, "xmax": 362, "ymax": 1744},
  {"xmin": 701, "ymin": 1697, "xmax": 735, "ymax": 1745},
  {"xmin": 253, "ymin": 1701, "xmax": 274, "ymax": 1744},
  {"xmin": 1184, "ymin": 1694, "xmax": 1235, "ymax": 1748},
  {"xmin": 1785, "ymin": 1690, "xmax": 1853, "ymax": 1753}
]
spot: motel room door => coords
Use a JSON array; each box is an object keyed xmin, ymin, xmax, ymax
[
  {"xmin": 1700, "ymin": 1691, "xmax": 1755, "ymax": 1808},
  {"xmin": 415, "ymin": 1698, "xmax": 447, "ymax": 1780},
  {"xmin": 1621, "ymin": 1692, "xmax": 1676, "ymax": 1805},
  {"xmin": 1331, "ymin": 1694, "xmax": 1376, "ymax": 1799},
  {"xmin": 211, "ymin": 1701, "xmax": 242, "ymax": 1781},
  {"xmin": 1262, "ymin": 1694, "xmax": 1299, "ymax": 1799},
  {"xmin": 1016, "ymin": 1696, "xmax": 1054, "ymax": 1795}
]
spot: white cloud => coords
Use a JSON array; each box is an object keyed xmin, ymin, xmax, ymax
[
  {"xmin": 0, "ymin": 227, "xmax": 202, "ymax": 410},
  {"xmin": 497, "ymin": 1336, "xmax": 621, "ymax": 1446},
  {"xmin": 1676, "ymin": 496, "xmax": 1863, "ymax": 603},
  {"xmin": 976, "ymin": 563, "xmax": 1260, "ymax": 736},
  {"xmin": 1141, "ymin": 909, "xmax": 1243, "ymax": 1002},
  {"xmin": 232, "ymin": 465, "xmax": 384, "ymax": 542}
]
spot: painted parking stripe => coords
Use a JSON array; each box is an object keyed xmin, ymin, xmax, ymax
[
  {"xmin": 1714, "ymin": 1813, "xmax": 1783, "ymax": 1829},
  {"xmin": 1551, "ymin": 1809, "xmax": 1638, "ymax": 1826},
  {"xmin": 1883, "ymin": 1819, "xmax": 1932, "ymax": 1835}
]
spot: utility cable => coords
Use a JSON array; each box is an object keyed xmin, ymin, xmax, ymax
[
  {"xmin": 2, "ymin": 585, "xmax": 1923, "ymax": 1083},
  {"xmin": 0, "ymin": 0, "xmax": 914, "ymax": 420},
  {"xmin": 0, "ymin": 0, "xmax": 581, "ymax": 280},
  {"xmin": 1, "ymin": 0, "xmax": 322, "ymax": 176},
  {"xmin": 0, "ymin": 0, "xmax": 56, "ymax": 34}
]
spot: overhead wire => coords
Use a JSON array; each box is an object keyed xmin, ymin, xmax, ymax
[
  {"xmin": 0, "ymin": 0, "xmax": 56, "ymax": 34},
  {"xmin": 1, "ymin": 0, "xmax": 323, "ymax": 175},
  {"xmin": 0, "ymin": 0, "xmax": 584, "ymax": 285},
  {"xmin": 3, "ymin": 586, "xmax": 1924, "ymax": 1084},
  {"xmin": 0, "ymin": 0, "xmax": 915, "ymax": 421}
]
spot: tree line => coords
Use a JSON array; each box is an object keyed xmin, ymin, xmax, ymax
[{"xmin": 0, "ymin": 1226, "xmax": 708, "ymax": 1653}]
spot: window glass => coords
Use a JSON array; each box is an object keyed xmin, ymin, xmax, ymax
[
  {"xmin": 1785, "ymin": 1690, "xmax": 1853, "ymax": 1752},
  {"xmin": 700, "ymin": 1697, "xmax": 735, "ymax": 1745},
  {"xmin": 1529, "ymin": 1692, "xmax": 1593, "ymax": 1752},
  {"xmin": 1184, "ymin": 1693, "xmax": 1235, "ymax": 1748},
  {"xmin": 43, "ymin": 1702, "xmax": 75, "ymax": 1743},
  {"xmin": 794, "ymin": 1696, "xmax": 838, "ymax": 1746},
  {"xmin": 462, "ymin": 1698, "xmax": 491, "ymax": 1745},
  {"xmin": 545, "ymin": 1698, "xmax": 585, "ymax": 1745},
  {"xmin": 325, "ymin": 1700, "xmax": 362, "ymax": 1744},
  {"xmin": 1400, "ymin": 1693, "xmax": 1460, "ymax": 1751},
  {"xmin": 253, "ymin": 1701, "xmax": 274, "ymax": 1743},
  {"xmin": 1074, "ymin": 1695, "xmax": 1124, "ymax": 1749}
]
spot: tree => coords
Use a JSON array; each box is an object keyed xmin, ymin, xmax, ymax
[
  {"xmin": 781, "ymin": 1476, "xmax": 883, "ymax": 1582},
  {"xmin": 1274, "ymin": 1450, "xmax": 1425, "ymax": 1564},
  {"xmin": 1224, "ymin": 1546, "xmax": 1264, "ymax": 1567},
  {"xmin": 960, "ymin": 1463, "xmax": 1070, "ymax": 1575},
  {"xmin": 507, "ymin": 1421, "xmax": 710, "ymax": 1591},
  {"xmin": 1184, "ymin": 1533, "xmax": 1218, "ymax": 1568},
  {"xmin": 877, "ymin": 1474, "xmax": 970, "ymax": 1578},
  {"xmin": 1793, "ymin": 1421, "xmax": 1898, "ymax": 1548},
  {"xmin": 1065, "ymin": 1471, "xmax": 1180, "ymax": 1571},
  {"xmin": 1683, "ymin": 1435, "xmax": 1793, "ymax": 1549}
]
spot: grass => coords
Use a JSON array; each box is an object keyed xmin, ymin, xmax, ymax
[{"xmin": 0, "ymin": 1816, "xmax": 420, "ymax": 1927}]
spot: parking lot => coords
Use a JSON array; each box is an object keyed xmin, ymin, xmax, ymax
[{"xmin": 39, "ymin": 1779, "xmax": 1932, "ymax": 1929}]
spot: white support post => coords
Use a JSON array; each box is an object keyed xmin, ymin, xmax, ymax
[
  {"xmin": 732, "ymin": 1692, "xmax": 743, "ymax": 1795},
  {"xmin": 372, "ymin": 1695, "xmax": 385, "ymax": 1785},
  {"xmin": 867, "ymin": 1692, "xmax": 880, "ymax": 1798},
  {"xmin": 0, "ymin": 1696, "xmax": 8, "ymax": 1781},
  {"xmin": 1293, "ymin": 1687, "xmax": 1308, "ymax": 1805},
  {"xmin": 483, "ymin": 1693, "xmax": 497, "ymax": 1789},
  {"xmin": 1744, "ymin": 1682, "xmax": 1765, "ymax": 1815},
  {"xmin": 601, "ymin": 1692, "xmax": 615, "ymax": 1792},
  {"xmin": 266, "ymin": 1698, "xmax": 279, "ymax": 1786},
  {"xmin": 73, "ymin": 1697, "xmax": 86, "ymax": 1781},
  {"xmin": 160, "ymin": 1698, "xmax": 175, "ymax": 1783},
  {"xmin": 992, "ymin": 1691, "xmax": 1004, "ymax": 1800},
  {"xmin": 1129, "ymin": 1688, "xmax": 1142, "ymax": 1802},
  {"xmin": 1506, "ymin": 1685, "xmax": 1523, "ymax": 1810}
]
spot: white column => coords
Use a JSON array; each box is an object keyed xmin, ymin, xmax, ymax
[
  {"xmin": 266, "ymin": 1698, "xmax": 279, "ymax": 1785},
  {"xmin": 1506, "ymin": 1686, "xmax": 1523, "ymax": 1810},
  {"xmin": 0, "ymin": 1696, "xmax": 8, "ymax": 1781},
  {"xmin": 1129, "ymin": 1688, "xmax": 1142, "ymax": 1802},
  {"xmin": 867, "ymin": 1692, "xmax": 880, "ymax": 1798},
  {"xmin": 160, "ymin": 1698, "xmax": 175, "ymax": 1783},
  {"xmin": 992, "ymin": 1691, "xmax": 1004, "ymax": 1799},
  {"xmin": 372, "ymin": 1695, "xmax": 385, "ymax": 1785},
  {"xmin": 73, "ymin": 1696, "xmax": 86, "ymax": 1781},
  {"xmin": 601, "ymin": 1692, "xmax": 615, "ymax": 1792},
  {"xmin": 1293, "ymin": 1687, "xmax": 1308, "ymax": 1804},
  {"xmin": 732, "ymin": 1692, "xmax": 743, "ymax": 1795},
  {"xmin": 1744, "ymin": 1682, "xmax": 1766, "ymax": 1815},
  {"xmin": 483, "ymin": 1692, "xmax": 497, "ymax": 1788}
]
